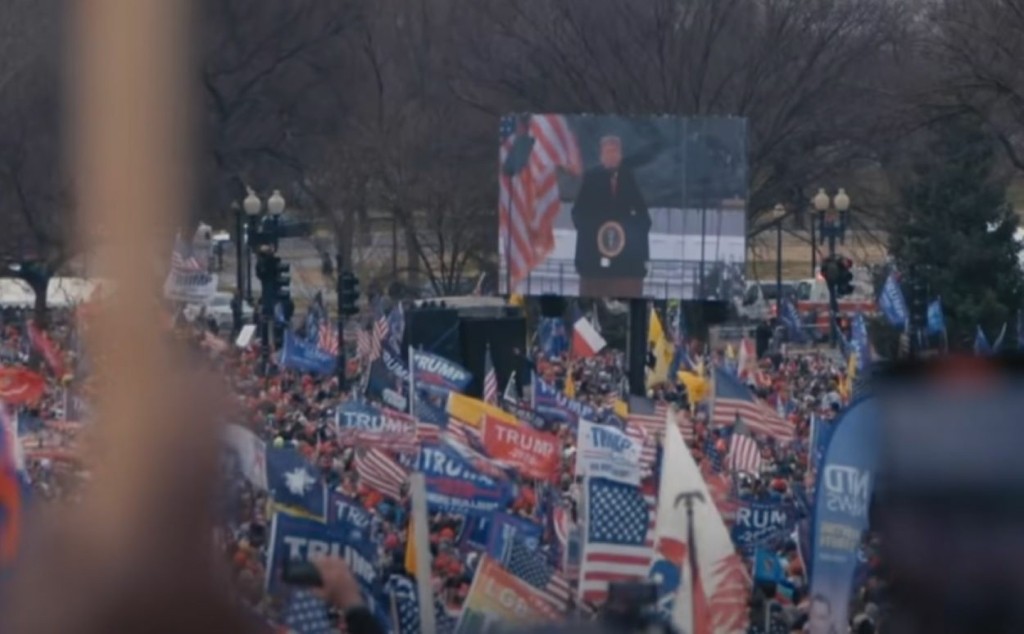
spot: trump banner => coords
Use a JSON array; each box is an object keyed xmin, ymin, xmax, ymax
[
  {"xmin": 265, "ymin": 512, "xmax": 378, "ymax": 605},
  {"xmin": 417, "ymin": 443, "xmax": 509, "ymax": 514},
  {"xmin": 279, "ymin": 331, "xmax": 336, "ymax": 375},
  {"xmin": 336, "ymin": 401, "xmax": 418, "ymax": 453},
  {"xmin": 731, "ymin": 500, "xmax": 798, "ymax": 556},
  {"xmin": 809, "ymin": 398, "xmax": 880, "ymax": 634},
  {"xmin": 482, "ymin": 415, "xmax": 559, "ymax": 481},
  {"xmin": 575, "ymin": 419, "xmax": 642, "ymax": 485},
  {"xmin": 485, "ymin": 513, "xmax": 544, "ymax": 561},
  {"xmin": 455, "ymin": 557, "xmax": 561, "ymax": 633},
  {"xmin": 410, "ymin": 349, "xmax": 472, "ymax": 397}
]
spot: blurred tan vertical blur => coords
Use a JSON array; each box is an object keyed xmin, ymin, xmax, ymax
[{"xmin": 4, "ymin": 1, "xmax": 251, "ymax": 632}]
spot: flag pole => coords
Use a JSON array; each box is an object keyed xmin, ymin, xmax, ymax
[{"xmin": 409, "ymin": 473, "xmax": 435, "ymax": 634}]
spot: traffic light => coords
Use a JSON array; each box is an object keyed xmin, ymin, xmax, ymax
[
  {"xmin": 275, "ymin": 259, "xmax": 291, "ymax": 304},
  {"xmin": 339, "ymin": 271, "xmax": 360, "ymax": 316},
  {"xmin": 820, "ymin": 256, "xmax": 840, "ymax": 287},
  {"xmin": 836, "ymin": 256, "xmax": 854, "ymax": 297}
]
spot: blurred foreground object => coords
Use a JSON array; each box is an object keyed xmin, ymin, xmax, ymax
[
  {"xmin": 2, "ymin": 0, "xmax": 260, "ymax": 632},
  {"xmin": 875, "ymin": 355, "xmax": 1024, "ymax": 633}
]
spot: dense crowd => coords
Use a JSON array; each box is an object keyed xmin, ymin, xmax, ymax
[{"xmin": 1, "ymin": 300, "xmax": 887, "ymax": 634}]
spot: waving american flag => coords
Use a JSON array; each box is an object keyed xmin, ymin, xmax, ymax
[{"xmin": 499, "ymin": 114, "xmax": 581, "ymax": 291}]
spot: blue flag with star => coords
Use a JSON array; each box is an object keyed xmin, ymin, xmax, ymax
[{"xmin": 266, "ymin": 448, "xmax": 326, "ymax": 520}]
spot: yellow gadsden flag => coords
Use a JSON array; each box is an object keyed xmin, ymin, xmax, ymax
[
  {"xmin": 446, "ymin": 392, "xmax": 518, "ymax": 429},
  {"xmin": 646, "ymin": 308, "xmax": 675, "ymax": 388},
  {"xmin": 564, "ymin": 368, "xmax": 577, "ymax": 399},
  {"xmin": 677, "ymin": 370, "xmax": 710, "ymax": 403}
]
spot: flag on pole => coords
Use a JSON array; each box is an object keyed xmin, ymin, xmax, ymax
[
  {"xmin": 725, "ymin": 419, "xmax": 763, "ymax": 475},
  {"xmin": 571, "ymin": 315, "xmax": 606, "ymax": 358},
  {"xmin": 483, "ymin": 344, "xmax": 499, "ymax": 405}
]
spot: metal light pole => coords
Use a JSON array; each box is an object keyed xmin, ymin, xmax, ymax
[
  {"xmin": 336, "ymin": 253, "xmax": 347, "ymax": 390},
  {"xmin": 772, "ymin": 203, "xmax": 786, "ymax": 318},
  {"xmin": 243, "ymin": 188, "xmax": 262, "ymax": 304},
  {"xmin": 813, "ymin": 188, "xmax": 851, "ymax": 347},
  {"xmin": 234, "ymin": 202, "xmax": 245, "ymax": 296}
]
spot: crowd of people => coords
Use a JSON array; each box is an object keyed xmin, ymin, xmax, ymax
[{"xmin": 1, "ymin": 296, "xmax": 888, "ymax": 634}]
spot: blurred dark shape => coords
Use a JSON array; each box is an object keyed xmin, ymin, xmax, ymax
[{"xmin": 875, "ymin": 354, "xmax": 1024, "ymax": 633}]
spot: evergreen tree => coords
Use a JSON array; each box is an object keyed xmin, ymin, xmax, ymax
[{"xmin": 889, "ymin": 114, "xmax": 1024, "ymax": 350}]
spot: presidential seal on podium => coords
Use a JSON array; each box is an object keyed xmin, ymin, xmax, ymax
[{"xmin": 597, "ymin": 220, "xmax": 626, "ymax": 268}]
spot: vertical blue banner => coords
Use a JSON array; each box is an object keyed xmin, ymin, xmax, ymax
[{"xmin": 809, "ymin": 398, "xmax": 880, "ymax": 634}]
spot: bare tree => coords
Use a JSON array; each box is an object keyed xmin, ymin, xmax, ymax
[
  {"xmin": 928, "ymin": 0, "xmax": 1024, "ymax": 173},
  {"xmin": 449, "ymin": 0, "xmax": 912, "ymax": 233},
  {"xmin": 0, "ymin": 0, "xmax": 71, "ymax": 323}
]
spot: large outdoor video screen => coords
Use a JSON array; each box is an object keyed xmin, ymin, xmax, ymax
[{"xmin": 497, "ymin": 115, "xmax": 747, "ymax": 300}]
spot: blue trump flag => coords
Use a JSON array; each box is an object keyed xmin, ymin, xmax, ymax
[
  {"xmin": 410, "ymin": 349, "xmax": 472, "ymax": 397},
  {"xmin": 781, "ymin": 297, "xmax": 807, "ymax": 343},
  {"xmin": 851, "ymin": 312, "xmax": 871, "ymax": 374},
  {"xmin": 731, "ymin": 500, "xmax": 798, "ymax": 556},
  {"xmin": 810, "ymin": 397, "xmax": 880, "ymax": 633},
  {"xmin": 485, "ymin": 513, "xmax": 544, "ymax": 560},
  {"xmin": 266, "ymin": 512, "xmax": 381, "ymax": 613},
  {"xmin": 878, "ymin": 272, "xmax": 908, "ymax": 329},
  {"xmin": 532, "ymin": 373, "xmax": 599, "ymax": 425},
  {"xmin": 280, "ymin": 330, "xmax": 336, "ymax": 375},
  {"xmin": 416, "ymin": 443, "xmax": 509, "ymax": 514},
  {"xmin": 926, "ymin": 299, "xmax": 945, "ymax": 335},
  {"xmin": 266, "ymin": 448, "xmax": 327, "ymax": 520},
  {"xmin": 538, "ymin": 317, "xmax": 568, "ymax": 358}
]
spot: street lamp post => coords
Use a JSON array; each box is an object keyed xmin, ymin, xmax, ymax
[
  {"xmin": 772, "ymin": 203, "xmax": 786, "ymax": 318},
  {"xmin": 813, "ymin": 188, "xmax": 852, "ymax": 346},
  {"xmin": 244, "ymin": 188, "xmax": 286, "ymax": 373},
  {"xmin": 242, "ymin": 188, "xmax": 262, "ymax": 304}
]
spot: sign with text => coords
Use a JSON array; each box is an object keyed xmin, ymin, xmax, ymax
[
  {"xmin": 265, "ymin": 511, "xmax": 378, "ymax": 611},
  {"xmin": 810, "ymin": 398, "xmax": 880, "ymax": 634},
  {"xmin": 575, "ymin": 419, "xmax": 642, "ymax": 485},
  {"xmin": 417, "ymin": 443, "xmax": 509, "ymax": 514},
  {"xmin": 411, "ymin": 349, "xmax": 472, "ymax": 397},
  {"xmin": 482, "ymin": 415, "xmax": 560, "ymax": 481},
  {"xmin": 335, "ymin": 401, "xmax": 418, "ymax": 453},
  {"xmin": 455, "ymin": 557, "xmax": 561, "ymax": 633}
]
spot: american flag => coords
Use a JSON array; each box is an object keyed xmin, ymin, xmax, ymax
[
  {"xmin": 628, "ymin": 406, "xmax": 695, "ymax": 446},
  {"xmin": 355, "ymin": 329, "xmax": 373, "ymax": 361},
  {"xmin": 726, "ymin": 420, "xmax": 763, "ymax": 475},
  {"xmin": 711, "ymin": 367, "xmax": 793, "ymax": 441},
  {"xmin": 353, "ymin": 448, "xmax": 408, "ymax": 501},
  {"xmin": 502, "ymin": 536, "xmax": 572, "ymax": 612},
  {"xmin": 170, "ymin": 233, "xmax": 202, "ymax": 271},
  {"xmin": 483, "ymin": 344, "xmax": 498, "ymax": 405},
  {"xmin": 580, "ymin": 477, "xmax": 656, "ymax": 605},
  {"xmin": 318, "ymin": 322, "xmax": 339, "ymax": 355},
  {"xmin": 385, "ymin": 574, "xmax": 458, "ymax": 634},
  {"xmin": 283, "ymin": 590, "xmax": 333, "ymax": 634},
  {"xmin": 498, "ymin": 114, "xmax": 581, "ymax": 291},
  {"xmin": 368, "ymin": 301, "xmax": 390, "ymax": 361}
]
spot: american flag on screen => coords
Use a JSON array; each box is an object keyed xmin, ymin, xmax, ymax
[
  {"xmin": 726, "ymin": 419, "xmax": 763, "ymax": 475},
  {"xmin": 483, "ymin": 344, "xmax": 498, "ymax": 405},
  {"xmin": 498, "ymin": 114, "xmax": 581, "ymax": 291},
  {"xmin": 353, "ymin": 448, "xmax": 408, "ymax": 501},
  {"xmin": 711, "ymin": 367, "xmax": 793, "ymax": 441},
  {"xmin": 502, "ymin": 536, "xmax": 572, "ymax": 612},
  {"xmin": 580, "ymin": 477, "xmax": 656, "ymax": 605}
]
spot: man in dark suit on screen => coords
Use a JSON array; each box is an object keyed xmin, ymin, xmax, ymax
[{"xmin": 571, "ymin": 135, "xmax": 652, "ymax": 297}]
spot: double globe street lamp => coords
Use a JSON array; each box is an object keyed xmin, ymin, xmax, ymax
[{"xmin": 237, "ymin": 188, "xmax": 286, "ymax": 303}]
